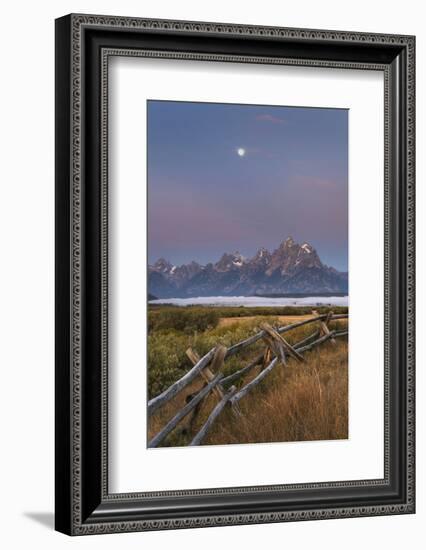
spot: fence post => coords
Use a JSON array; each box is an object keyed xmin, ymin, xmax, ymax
[
  {"xmin": 319, "ymin": 310, "xmax": 336, "ymax": 345},
  {"xmin": 261, "ymin": 323, "xmax": 304, "ymax": 362},
  {"xmin": 148, "ymin": 373, "xmax": 224, "ymax": 448},
  {"xmin": 186, "ymin": 346, "xmax": 226, "ymax": 400}
]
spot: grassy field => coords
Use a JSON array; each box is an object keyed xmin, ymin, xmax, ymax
[{"xmin": 147, "ymin": 305, "xmax": 348, "ymax": 447}]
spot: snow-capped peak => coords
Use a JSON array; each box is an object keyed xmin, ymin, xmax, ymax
[
  {"xmin": 256, "ymin": 246, "xmax": 268, "ymax": 257},
  {"xmin": 279, "ymin": 236, "xmax": 295, "ymax": 249},
  {"xmin": 153, "ymin": 258, "xmax": 173, "ymax": 273},
  {"xmin": 301, "ymin": 242, "xmax": 313, "ymax": 254},
  {"xmin": 232, "ymin": 252, "xmax": 244, "ymax": 267}
]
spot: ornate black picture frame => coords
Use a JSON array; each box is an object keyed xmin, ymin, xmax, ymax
[{"xmin": 55, "ymin": 14, "xmax": 415, "ymax": 535}]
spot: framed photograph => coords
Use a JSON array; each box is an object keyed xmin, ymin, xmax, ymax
[{"xmin": 55, "ymin": 14, "xmax": 415, "ymax": 535}]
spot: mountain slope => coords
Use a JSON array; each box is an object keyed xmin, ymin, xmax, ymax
[{"xmin": 148, "ymin": 237, "xmax": 348, "ymax": 298}]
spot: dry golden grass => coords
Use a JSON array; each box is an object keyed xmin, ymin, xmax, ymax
[
  {"xmin": 218, "ymin": 314, "xmax": 348, "ymax": 328},
  {"xmin": 148, "ymin": 318, "xmax": 348, "ymax": 447},
  {"xmin": 205, "ymin": 341, "xmax": 348, "ymax": 445},
  {"xmin": 218, "ymin": 314, "xmax": 313, "ymax": 327}
]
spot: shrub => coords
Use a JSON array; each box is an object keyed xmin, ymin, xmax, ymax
[
  {"xmin": 146, "ymin": 306, "xmax": 348, "ymax": 401},
  {"xmin": 147, "ymin": 316, "xmax": 280, "ymax": 398},
  {"xmin": 147, "ymin": 330, "xmax": 191, "ymax": 398},
  {"xmin": 148, "ymin": 308, "xmax": 220, "ymax": 334}
]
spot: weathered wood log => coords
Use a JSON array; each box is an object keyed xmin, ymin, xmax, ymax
[
  {"xmin": 187, "ymin": 346, "xmax": 240, "ymax": 417},
  {"xmin": 320, "ymin": 321, "xmax": 336, "ymax": 344},
  {"xmin": 226, "ymin": 331, "xmax": 270, "ymax": 357},
  {"xmin": 186, "ymin": 348, "xmax": 200, "ymax": 366},
  {"xmin": 147, "ymin": 347, "xmax": 216, "ymax": 416},
  {"xmin": 148, "ymin": 373, "xmax": 223, "ymax": 448},
  {"xmin": 294, "ymin": 330, "xmax": 320, "ymax": 350},
  {"xmin": 320, "ymin": 321, "xmax": 331, "ymax": 336},
  {"xmin": 262, "ymin": 346, "xmax": 272, "ymax": 370},
  {"xmin": 225, "ymin": 316, "xmax": 322, "ymax": 357},
  {"xmin": 277, "ymin": 314, "xmax": 345, "ymax": 334},
  {"xmin": 320, "ymin": 310, "xmax": 336, "ymax": 345},
  {"xmin": 262, "ymin": 333, "xmax": 286, "ymax": 366},
  {"xmin": 230, "ymin": 357, "xmax": 279, "ymax": 406},
  {"xmin": 186, "ymin": 347, "xmax": 225, "ymax": 401},
  {"xmin": 225, "ymin": 313, "xmax": 347, "ymax": 357},
  {"xmin": 325, "ymin": 310, "xmax": 333, "ymax": 324},
  {"xmin": 219, "ymin": 353, "xmax": 264, "ymax": 386},
  {"xmin": 177, "ymin": 382, "xmax": 207, "ymax": 436},
  {"xmin": 261, "ymin": 323, "xmax": 304, "ymax": 362},
  {"xmin": 297, "ymin": 330, "xmax": 337, "ymax": 354},
  {"xmin": 210, "ymin": 345, "xmax": 227, "ymax": 372},
  {"xmin": 189, "ymin": 385, "xmax": 237, "ymax": 446},
  {"xmin": 297, "ymin": 330, "xmax": 348, "ymax": 355}
]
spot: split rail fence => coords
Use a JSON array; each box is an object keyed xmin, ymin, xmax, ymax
[{"xmin": 148, "ymin": 311, "xmax": 348, "ymax": 448}]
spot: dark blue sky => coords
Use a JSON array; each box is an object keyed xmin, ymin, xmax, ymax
[{"xmin": 147, "ymin": 101, "xmax": 348, "ymax": 271}]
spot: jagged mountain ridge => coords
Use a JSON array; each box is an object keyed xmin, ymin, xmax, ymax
[{"xmin": 148, "ymin": 237, "xmax": 348, "ymax": 298}]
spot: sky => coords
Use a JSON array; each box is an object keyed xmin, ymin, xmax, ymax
[{"xmin": 147, "ymin": 100, "xmax": 348, "ymax": 271}]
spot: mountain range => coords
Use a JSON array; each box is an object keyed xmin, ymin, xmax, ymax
[{"xmin": 148, "ymin": 237, "xmax": 348, "ymax": 298}]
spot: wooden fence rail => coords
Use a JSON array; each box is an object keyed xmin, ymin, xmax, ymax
[
  {"xmin": 219, "ymin": 353, "xmax": 264, "ymax": 386},
  {"xmin": 148, "ymin": 373, "xmax": 223, "ymax": 448},
  {"xmin": 224, "ymin": 313, "xmax": 347, "ymax": 357},
  {"xmin": 229, "ymin": 357, "xmax": 279, "ymax": 406},
  {"xmin": 189, "ymin": 385, "xmax": 237, "ymax": 446},
  {"xmin": 147, "ymin": 347, "xmax": 216, "ymax": 416},
  {"xmin": 147, "ymin": 311, "xmax": 348, "ymax": 448}
]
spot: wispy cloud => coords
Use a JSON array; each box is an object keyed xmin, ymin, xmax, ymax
[{"xmin": 255, "ymin": 114, "xmax": 287, "ymax": 125}]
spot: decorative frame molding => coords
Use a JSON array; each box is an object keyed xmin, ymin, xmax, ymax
[{"xmin": 55, "ymin": 14, "xmax": 415, "ymax": 535}]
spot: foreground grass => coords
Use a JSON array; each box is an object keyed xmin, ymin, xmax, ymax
[
  {"xmin": 148, "ymin": 316, "xmax": 280, "ymax": 398},
  {"xmin": 147, "ymin": 304, "xmax": 347, "ymax": 398},
  {"xmin": 147, "ymin": 311, "xmax": 348, "ymax": 447},
  {"xmin": 204, "ymin": 340, "xmax": 348, "ymax": 445}
]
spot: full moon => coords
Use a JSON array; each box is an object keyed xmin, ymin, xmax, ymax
[{"xmin": 237, "ymin": 148, "xmax": 246, "ymax": 157}]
